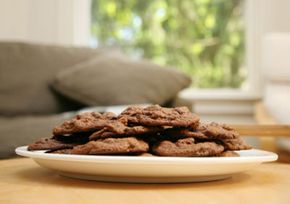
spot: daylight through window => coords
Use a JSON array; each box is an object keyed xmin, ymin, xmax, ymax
[{"xmin": 91, "ymin": 0, "xmax": 245, "ymax": 88}]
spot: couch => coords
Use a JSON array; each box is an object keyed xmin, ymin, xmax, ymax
[{"xmin": 0, "ymin": 42, "xmax": 192, "ymax": 158}]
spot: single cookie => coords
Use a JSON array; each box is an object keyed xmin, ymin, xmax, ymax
[
  {"xmin": 152, "ymin": 138, "xmax": 224, "ymax": 157},
  {"xmin": 157, "ymin": 123, "xmax": 239, "ymax": 141},
  {"xmin": 89, "ymin": 122, "xmax": 162, "ymax": 140},
  {"xmin": 71, "ymin": 137, "xmax": 149, "ymax": 155},
  {"xmin": 119, "ymin": 105, "xmax": 199, "ymax": 128},
  {"xmin": 28, "ymin": 138, "xmax": 76, "ymax": 151},
  {"xmin": 158, "ymin": 126, "xmax": 233, "ymax": 141},
  {"xmin": 221, "ymin": 137, "xmax": 252, "ymax": 150},
  {"xmin": 196, "ymin": 122, "xmax": 239, "ymax": 140},
  {"xmin": 218, "ymin": 151, "xmax": 239, "ymax": 157},
  {"xmin": 53, "ymin": 112, "xmax": 117, "ymax": 136}
]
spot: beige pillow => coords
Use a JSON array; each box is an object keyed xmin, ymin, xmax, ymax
[{"xmin": 52, "ymin": 55, "xmax": 191, "ymax": 106}]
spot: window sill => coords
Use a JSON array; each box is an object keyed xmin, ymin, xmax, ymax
[
  {"xmin": 179, "ymin": 88, "xmax": 261, "ymax": 115},
  {"xmin": 179, "ymin": 88, "xmax": 261, "ymax": 102}
]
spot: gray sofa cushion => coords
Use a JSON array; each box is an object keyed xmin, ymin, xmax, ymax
[
  {"xmin": 52, "ymin": 54, "xmax": 191, "ymax": 106},
  {"xmin": 0, "ymin": 42, "xmax": 104, "ymax": 116}
]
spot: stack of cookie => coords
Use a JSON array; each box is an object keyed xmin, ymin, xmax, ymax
[{"xmin": 28, "ymin": 105, "xmax": 251, "ymax": 157}]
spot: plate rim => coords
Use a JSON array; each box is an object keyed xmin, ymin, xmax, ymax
[{"xmin": 15, "ymin": 146, "xmax": 278, "ymax": 164}]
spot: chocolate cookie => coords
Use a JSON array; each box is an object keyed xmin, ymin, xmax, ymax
[
  {"xmin": 28, "ymin": 138, "xmax": 76, "ymax": 151},
  {"xmin": 159, "ymin": 123, "xmax": 237, "ymax": 140},
  {"xmin": 119, "ymin": 105, "xmax": 199, "ymax": 128},
  {"xmin": 152, "ymin": 138, "xmax": 224, "ymax": 157},
  {"xmin": 53, "ymin": 112, "xmax": 117, "ymax": 136},
  {"xmin": 89, "ymin": 122, "xmax": 162, "ymax": 140},
  {"xmin": 221, "ymin": 137, "xmax": 252, "ymax": 150},
  {"xmin": 71, "ymin": 137, "xmax": 149, "ymax": 155},
  {"xmin": 196, "ymin": 122, "xmax": 239, "ymax": 140}
]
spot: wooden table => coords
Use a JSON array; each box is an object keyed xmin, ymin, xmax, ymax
[{"xmin": 0, "ymin": 158, "xmax": 290, "ymax": 204}]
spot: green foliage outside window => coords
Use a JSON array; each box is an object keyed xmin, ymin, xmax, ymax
[{"xmin": 91, "ymin": 0, "xmax": 245, "ymax": 88}]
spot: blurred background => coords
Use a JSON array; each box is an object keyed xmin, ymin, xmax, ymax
[{"xmin": 0, "ymin": 0, "xmax": 290, "ymax": 160}]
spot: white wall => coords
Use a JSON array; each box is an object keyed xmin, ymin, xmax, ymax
[
  {"xmin": 0, "ymin": 0, "xmax": 90, "ymax": 46},
  {"xmin": 0, "ymin": 1, "xmax": 30, "ymax": 41},
  {"xmin": 259, "ymin": 1, "xmax": 290, "ymax": 125},
  {"xmin": 262, "ymin": 0, "xmax": 290, "ymax": 33}
]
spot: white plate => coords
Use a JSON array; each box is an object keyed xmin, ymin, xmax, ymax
[{"xmin": 15, "ymin": 146, "xmax": 278, "ymax": 183}]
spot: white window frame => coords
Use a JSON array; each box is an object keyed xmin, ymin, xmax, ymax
[{"xmin": 181, "ymin": 0, "xmax": 263, "ymax": 102}]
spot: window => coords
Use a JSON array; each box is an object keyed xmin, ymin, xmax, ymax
[{"xmin": 91, "ymin": 0, "xmax": 245, "ymax": 88}]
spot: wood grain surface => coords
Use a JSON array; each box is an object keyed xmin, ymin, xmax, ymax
[{"xmin": 0, "ymin": 158, "xmax": 289, "ymax": 204}]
